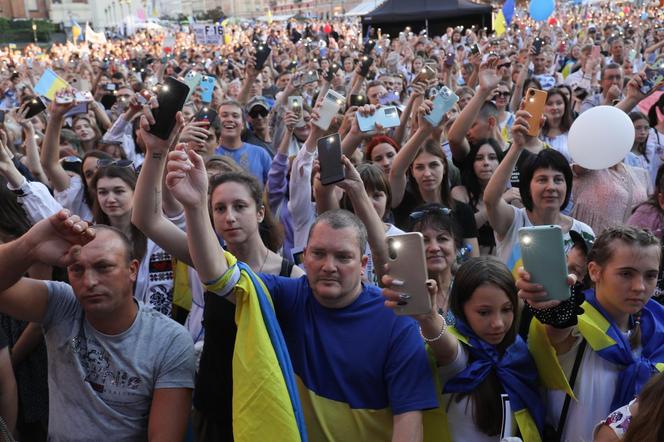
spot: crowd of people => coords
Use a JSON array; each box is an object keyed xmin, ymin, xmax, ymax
[{"xmin": 2, "ymin": 1, "xmax": 664, "ymax": 441}]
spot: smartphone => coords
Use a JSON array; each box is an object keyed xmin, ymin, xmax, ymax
[
  {"xmin": 523, "ymin": 88, "xmax": 547, "ymax": 137},
  {"xmin": 74, "ymin": 91, "xmax": 93, "ymax": 102},
  {"xmin": 414, "ymin": 65, "xmax": 436, "ymax": 83},
  {"xmin": 289, "ymin": 60, "xmax": 298, "ymax": 72},
  {"xmin": 149, "ymin": 77, "xmax": 190, "ymax": 140},
  {"xmin": 317, "ymin": 133, "xmax": 345, "ymax": 185},
  {"xmin": 194, "ymin": 106, "xmax": 218, "ymax": 126},
  {"xmin": 356, "ymin": 106, "xmax": 400, "ymax": 132},
  {"xmin": 379, "ymin": 91, "xmax": 400, "ymax": 106},
  {"xmin": 445, "ymin": 52, "xmax": 456, "ymax": 66},
  {"xmin": 104, "ymin": 83, "xmax": 116, "ymax": 92},
  {"xmin": 325, "ymin": 63, "xmax": 340, "ymax": 82},
  {"xmin": 288, "ymin": 96, "xmax": 305, "ymax": 127},
  {"xmin": 184, "ymin": 70, "xmax": 201, "ymax": 100},
  {"xmin": 518, "ymin": 225, "xmax": 571, "ymax": 302},
  {"xmin": 471, "ymin": 44, "xmax": 481, "ymax": 55},
  {"xmin": 533, "ymin": 37, "xmax": 544, "ymax": 55},
  {"xmin": 254, "ymin": 44, "xmax": 271, "ymax": 70},
  {"xmin": 198, "ymin": 75, "xmax": 216, "ymax": 103},
  {"xmin": 640, "ymin": 63, "xmax": 664, "ymax": 94},
  {"xmin": 24, "ymin": 97, "xmax": 46, "ymax": 119},
  {"xmin": 101, "ymin": 94, "xmax": 117, "ymax": 109},
  {"xmin": 299, "ymin": 70, "xmax": 319, "ymax": 86},
  {"xmin": 359, "ymin": 56, "xmax": 374, "ymax": 77},
  {"xmin": 387, "ymin": 232, "xmax": 431, "ymax": 316},
  {"xmin": 313, "ymin": 89, "xmax": 345, "ymax": 131},
  {"xmin": 424, "ymin": 87, "xmax": 459, "ymax": 126},
  {"xmin": 364, "ymin": 39, "xmax": 376, "ymax": 55},
  {"xmin": 64, "ymin": 102, "xmax": 88, "ymax": 117},
  {"xmin": 349, "ymin": 94, "xmax": 367, "ymax": 107}
]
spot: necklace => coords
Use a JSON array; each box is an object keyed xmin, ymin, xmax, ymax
[{"xmin": 258, "ymin": 248, "xmax": 269, "ymax": 273}]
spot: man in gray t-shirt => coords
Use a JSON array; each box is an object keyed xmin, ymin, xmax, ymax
[{"xmin": 0, "ymin": 211, "xmax": 195, "ymax": 441}]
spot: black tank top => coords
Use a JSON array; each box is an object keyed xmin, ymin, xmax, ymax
[{"xmin": 193, "ymin": 259, "xmax": 295, "ymax": 440}]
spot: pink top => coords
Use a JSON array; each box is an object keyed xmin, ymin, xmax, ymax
[
  {"xmin": 572, "ymin": 164, "xmax": 649, "ymax": 235},
  {"xmin": 628, "ymin": 202, "xmax": 664, "ymax": 237}
]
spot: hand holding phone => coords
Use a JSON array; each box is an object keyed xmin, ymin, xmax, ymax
[
  {"xmin": 523, "ymin": 88, "xmax": 547, "ymax": 137},
  {"xmin": 518, "ymin": 226, "xmax": 571, "ymax": 302},
  {"xmin": 350, "ymin": 94, "xmax": 367, "ymax": 107},
  {"xmin": 194, "ymin": 106, "xmax": 218, "ymax": 126},
  {"xmin": 356, "ymin": 106, "xmax": 400, "ymax": 132},
  {"xmin": 359, "ymin": 56, "xmax": 374, "ymax": 78},
  {"xmin": 386, "ymin": 233, "xmax": 432, "ymax": 316},
  {"xmin": 313, "ymin": 89, "xmax": 345, "ymax": 131},
  {"xmin": 288, "ymin": 96, "xmax": 305, "ymax": 127},
  {"xmin": 423, "ymin": 87, "xmax": 459, "ymax": 127},
  {"xmin": 254, "ymin": 44, "xmax": 272, "ymax": 71},
  {"xmin": 317, "ymin": 133, "xmax": 345, "ymax": 185}
]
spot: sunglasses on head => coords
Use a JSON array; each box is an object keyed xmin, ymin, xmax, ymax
[
  {"xmin": 249, "ymin": 108, "xmax": 269, "ymax": 118},
  {"xmin": 61, "ymin": 155, "xmax": 82, "ymax": 164},
  {"xmin": 409, "ymin": 206, "xmax": 452, "ymax": 222},
  {"xmin": 97, "ymin": 159, "xmax": 134, "ymax": 169}
]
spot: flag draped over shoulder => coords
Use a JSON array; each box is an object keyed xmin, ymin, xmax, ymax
[{"xmin": 210, "ymin": 251, "xmax": 307, "ymax": 442}]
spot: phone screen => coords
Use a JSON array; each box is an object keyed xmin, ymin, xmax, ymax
[
  {"xmin": 317, "ymin": 133, "xmax": 344, "ymax": 185},
  {"xmin": 149, "ymin": 77, "xmax": 190, "ymax": 140},
  {"xmin": 255, "ymin": 44, "xmax": 271, "ymax": 70},
  {"xmin": 359, "ymin": 56, "xmax": 373, "ymax": 77}
]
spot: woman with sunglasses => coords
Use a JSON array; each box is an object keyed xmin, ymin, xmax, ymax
[
  {"xmin": 494, "ymin": 82, "xmax": 514, "ymax": 144},
  {"xmin": 390, "ymin": 101, "xmax": 480, "ymax": 257},
  {"xmin": 540, "ymin": 87, "xmax": 574, "ymax": 162}
]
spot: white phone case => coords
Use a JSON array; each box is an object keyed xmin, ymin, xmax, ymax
[{"xmin": 314, "ymin": 89, "xmax": 344, "ymax": 131}]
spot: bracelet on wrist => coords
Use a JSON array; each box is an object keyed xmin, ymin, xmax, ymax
[{"xmin": 420, "ymin": 313, "xmax": 447, "ymax": 342}]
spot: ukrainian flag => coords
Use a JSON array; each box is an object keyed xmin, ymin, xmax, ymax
[
  {"xmin": 71, "ymin": 20, "xmax": 82, "ymax": 42},
  {"xmin": 34, "ymin": 69, "xmax": 68, "ymax": 101},
  {"xmin": 207, "ymin": 252, "xmax": 307, "ymax": 442},
  {"xmin": 494, "ymin": 10, "xmax": 507, "ymax": 36}
]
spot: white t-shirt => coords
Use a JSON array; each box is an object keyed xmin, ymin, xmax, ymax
[
  {"xmin": 548, "ymin": 329, "xmax": 639, "ymax": 442},
  {"xmin": 541, "ymin": 133, "xmax": 571, "ymax": 162},
  {"xmin": 496, "ymin": 206, "xmax": 595, "ymax": 272},
  {"xmin": 438, "ymin": 341, "xmax": 513, "ymax": 441},
  {"xmin": 54, "ymin": 174, "xmax": 93, "ymax": 222}
]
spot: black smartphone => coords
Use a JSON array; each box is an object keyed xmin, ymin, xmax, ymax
[
  {"xmin": 24, "ymin": 96, "xmax": 46, "ymax": 119},
  {"xmin": 100, "ymin": 94, "xmax": 117, "ymax": 109},
  {"xmin": 470, "ymin": 44, "xmax": 480, "ymax": 55},
  {"xmin": 445, "ymin": 52, "xmax": 456, "ymax": 66},
  {"xmin": 533, "ymin": 37, "xmax": 543, "ymax": 55},
  {"xmin": 350, "ymin": 94, "xmax": 367, "ymax": 107},
  {"xmin": 254, "ymin": 44, "xmax": 272, "ymax": 71},
  {"xmin": 325, "ymin": 63, "xmax": 340, "ymax": 82},
  {"xmin": 359, "ymin": 56, "xmax": 374, "ymax": 77},
  {"xmin": 364, "ymin": 39, "xmax": 376, "ymax": 55},
  {"xmin": 104, "ymin": 83, "xmax": 117, "ymax": 92},
  {"xmin": 317, "ymin": 133, "xmax": 345, "ymax": 185},
  {"xmin": 149, "ymin": 77, "xmax": 190, "ymax": 140},
  {"xmin": 194, "ymin": 106, "xmax": 218, "ymax": 126}
]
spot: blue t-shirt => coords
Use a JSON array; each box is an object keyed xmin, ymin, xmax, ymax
[
  {"xmin": 259, "ymin": 274, "xmax": 438, "ymax": 440},
  {"xmin": 214, "ymin": 142, "xmax": 272, "ymax": 186}
]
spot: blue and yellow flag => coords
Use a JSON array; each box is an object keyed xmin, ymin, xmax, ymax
[
  {"xmin": 71, "ymin": 20, "xmax": 82, "ymax": 42},
  {"xmin": 34, "ymin": 69, "xmax": 68, "ymax": 100},
  {"xmin": 494, "ymin": 10, "xmax": 508, "ymax": 36},
  {"xmin": 207, "ymin": 252, "xmax": 307, "ymax": 442}
]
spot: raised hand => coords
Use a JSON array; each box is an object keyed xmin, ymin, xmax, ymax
[
  {"xmin": 139, "ymin": 96, "xmax": 184, "ymax": 155},
  {"xmin": 26, "ymin": 210, "xmax": 96, "ymax": 267},
  {"xmin": 478, "ymin": 56, "xmax": 501, "ymax": 93},
  {"xmin": 165, "ymin": 145, "xmax": 208, "ymax": 208}
]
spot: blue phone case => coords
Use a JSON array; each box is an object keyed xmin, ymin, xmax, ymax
[
  {"xmin": 424, "ymin": 87, "xmax": 458, "ymax": 126},
  {"xmin": 356, "ymin": 106, "xmax": 400, "ymax": 132},
  {"xmin": 199, "ymin": 76, "xmax": 215, "ymax": 103}
]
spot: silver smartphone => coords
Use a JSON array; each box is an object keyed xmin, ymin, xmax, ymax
[
  {"xmin": 388, "ymin": 232, "xmax": 432, "ymax": 316},
  {"xmin": 314, "ymin": 89, "xmax": 344, "ymax": 131}
]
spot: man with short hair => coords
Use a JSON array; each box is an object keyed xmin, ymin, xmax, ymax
[
  {"xmin": 215, "ymin": 100, "xmax": 272, "ymax": 185},
  {"xmin": 366, "ymin": 81, "xmax": 388, "ymax": 105},
  {"xmin": 0, "ymin": 211, "xmax": 195, "ymax": 441},
  {"xmin": 580, "ymin": 63, "xmax": 624, "ymax": 113},
  {"xmin": 167, "ymin": 146, "xmax": 438, "ymax": 441}
]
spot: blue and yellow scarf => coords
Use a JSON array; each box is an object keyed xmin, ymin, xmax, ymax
[{"xmin": 443, "ymin": 318, "xmax": 544, "ymax": 441}]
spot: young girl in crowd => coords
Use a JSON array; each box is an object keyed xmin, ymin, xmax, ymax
[
  {"xmin": 365, "ymin": 135, "xmax": 400, "ymax": 176},
  {"xmin": 624, "ymin": 112, "xmax": 650, "ymax": 170},
  {"xmin": 628, "ymin": 164, "xmax": 664, "ymax": 237},
  {"xmin": 519, "ymin": 226, "xmax": 664, "ymax": 442},
  {"xmin": 452, "ymin": 139, "xmax": 504, "ymax": 256},
  {"xmin": 540, "ymin": 87, "xmax": 573, "ymax": 162},
  {"xmin": 389, "ymin": 103, "xmax": 479, "ymax": 256},
  {"xmin": 383, "ymin": 256, "xmax": 544, "ymax": 441}
]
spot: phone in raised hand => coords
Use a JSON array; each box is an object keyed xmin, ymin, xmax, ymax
[
  {"xmin": 424, "ymin": 87, "xmax": 459, "ymax": 126},
  {"xmin": 387, "ymin": 232, "xmax": 431, "ymax": 316},
  {"xmin": 313, "ymin": 89, "xmax": 345, "ymax": 131},
  {"xmin": 288, "ymin": 96, "xmax": 305, "ymax": 127},
  {"xmin": 317, "ymin": 133, "xmax": 345, "ymax": 185},
  {"xmin": 254, "ymin": 43, "xmax": 272, "ymax": 70},
  {"xmin": 149, "ymin": 77, "xmax": 190, "ymax": 140}
]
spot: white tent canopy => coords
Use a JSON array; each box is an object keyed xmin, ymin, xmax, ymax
[{"xmin": 346, "ymin": 0, "xmax": 385, "ymax": 16}]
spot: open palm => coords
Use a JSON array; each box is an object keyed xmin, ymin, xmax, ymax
[
  {"xmin": 478, "ymin": 59, "xmax": 500, "ymax": 91},
  {"xmin": 165, "ymin": 148, "xmax": 208, "ymax": 209}
]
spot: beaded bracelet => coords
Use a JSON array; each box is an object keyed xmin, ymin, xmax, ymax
[{"xmin": 420, "ymin": 313, "xmax": 447, "ymax": 343}]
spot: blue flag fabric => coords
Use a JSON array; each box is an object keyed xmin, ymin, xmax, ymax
[
  {"xmin": 583, "ymin": 289, "xmax": 664, "ymax": 410},
  {"xmin": 503, "ymin": 0, "xmax": 515, "ymax": 25},
  {"xmin": 443, "ymin": 318, "xmax": 545, "ymax": 431}
]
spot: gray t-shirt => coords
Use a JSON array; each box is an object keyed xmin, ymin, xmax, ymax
[{"xmin": 42, "ymin": 281, "xmax": 195, "ymax": 441}]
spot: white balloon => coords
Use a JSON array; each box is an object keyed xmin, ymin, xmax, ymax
[{"xmin": 568, "ymin": 106, "xmax": 635, "ymax": 170}]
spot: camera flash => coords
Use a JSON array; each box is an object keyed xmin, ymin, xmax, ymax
[
  {"xmin": 162, "ymin": 86, "xmax": 169, "ymax": 92},
  {"xmin": 328, "ymin": 136, "xmax": 335, "ymax": 142},
  {"xmin": 203, "ymin": 107, "xmax": 208, "ymax": 112},
  {"xmin": 521, "ymin": 236, "xmax": 532, "ymax": 245},
  {"xmin": 392, "ymin": 240, "xmax": 402, "ymax": 250}
]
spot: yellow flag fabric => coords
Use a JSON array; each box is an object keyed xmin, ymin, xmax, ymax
[
  {"xmin": 172, "ymin": 260, "xmax": 192, "ymax": 311},
  {"xmin": 206, "ymin": 251, "xmax": 305, "ymax": 442},
  {"xmin": 72, "ymin": 24, "xmax": 82, "ymax": 41},
  {"xmin": 494, "ymin": 10, "xmax": 507, "ymax": 37}
]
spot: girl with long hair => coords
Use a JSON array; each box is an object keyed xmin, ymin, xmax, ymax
[{"xmin": 541, "ymin": 87, "xmax": 574, "ymax": 162}]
